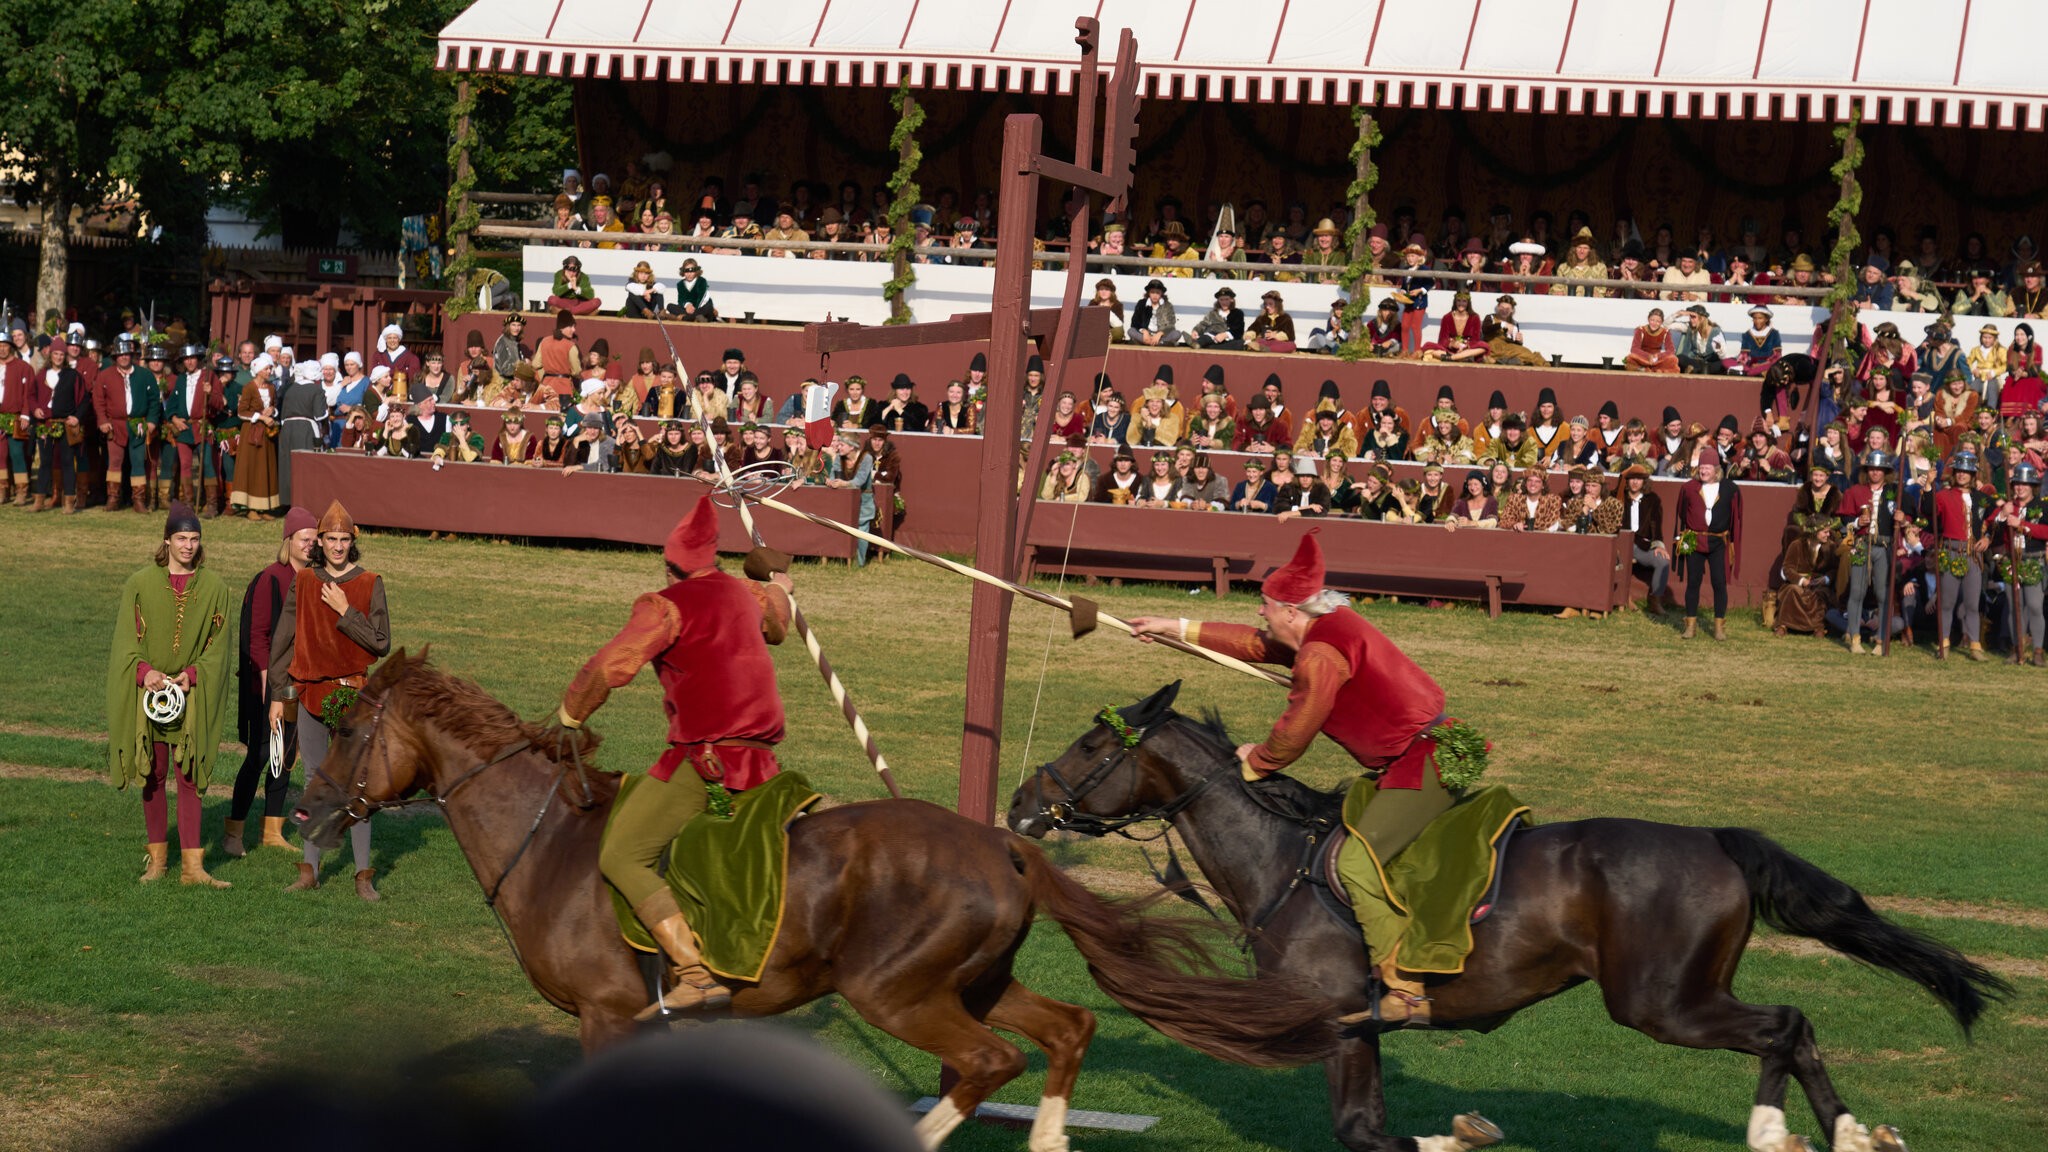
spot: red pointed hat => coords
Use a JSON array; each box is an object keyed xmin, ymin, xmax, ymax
[
  {"xmin": 665, "ymin": 498, "xmax": 720, "ymax": 571},
  {"xmin": 1262, "ymin": 529, "xmax": 1324, "ymax": 604}
]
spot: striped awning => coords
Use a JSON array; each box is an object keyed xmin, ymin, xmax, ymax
[{"xmin": 438, "ymin": 0, "xmax": 2048, "ymax": 130}]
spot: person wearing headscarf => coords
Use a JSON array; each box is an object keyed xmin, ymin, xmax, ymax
[
  {"xmin": 270, "ymin": 500, "xmax": 392, "ymax": 899},
  {"xmin": 231, "ymin": 353, "xmax": 281, "ymax": 519},
  {"xmin": 107, "ymin": 502, "xmax": 233, "ymax": 887},
  {"xmin": 275, "ymin": 360, "xmax": 328, "ymax": 509},
  {"xmin": 369, "ymin": 324, "xmax": 421, "ymax": 384}
]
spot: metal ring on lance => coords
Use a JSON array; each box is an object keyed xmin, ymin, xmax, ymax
[
  {"xmin": 142, "ymin": 681, "xmax": 187, "ymax": 726},
  {"xmin": 708, "ymin": 460, "xmax": 800, "ymax": 509}
]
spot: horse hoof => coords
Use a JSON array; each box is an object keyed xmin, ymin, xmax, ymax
[
  {"xmin": 1870, "ymin": 1126, "xmax": 1909, "ymax": 1152},
  {"xmin": 1453, "ymin": 1113, "xmax": 1504, "ymax": 1148}
]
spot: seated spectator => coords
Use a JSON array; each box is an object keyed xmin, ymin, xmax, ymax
[
  {"xmin": 1296, "ymin": 407, "xmax": 1357, "ymax": 460},
  {"xmin": 1412, "ymin": 409, "xmax": 1476, "ymax": 465},
  {"xmin": 1445, "ymin": 469, "xmax": 1498, "ymax": 529},
  {"xmin": 1612, "ymin": 241, "xmax": 1653, "ymax": 299},
  {"xmin": 530, "ymin": 414, "xmax": 572, "ymax": 466},
  {"xmin": 1172, "ymin": 454, "xmax": 1228, "ymax": 510},
  {"xmin": 1135, "ymin": 452, "xmax": 1179, "ymax": 507},
  {"xmin": 1483, "ymin": 414, "xmax": 1541, "ymax": 467},
  {"xmin": 1674, "ymin": 305, "xmax": 1728, "ymax": 375},
  {"xmin": 1128, "ymin": 280, "xmax": 1183, "ymax": 346},
  {"xmin": 1233, "ymin": 393, "xmax": 1288, "ymax": 452},
  {"xmin": 1092, "ymin": 447, "xmax": 1142, "ymax": 503},
  {"xmin": 1733, "ymin": 306, "xmax": 1782, "ymax": 376},
  {"xmin": 1422, "ymin": 292, "xmax": 1486, "ymax": 362},
  {"xmin": 1038, "ymin": 450, "xmax": 1091, "ymax": 503},
  {"xmin": 782, "ymin": 423, "xmax": 824, "ymax": 483},
  {"xmin": 1773, "ymin": 516, "xmax": 1841, "ymax": 637},
  {"xmin": 875, "ymin": 374, "xmax": 930, "ymax": 434},
  {"xmin": 1659, "ymin": 253, "xmax": 1712, "ymax": 301},
  {"xmin": 639, "ymin": 363, "xmax": 687, "ymax": 420},
  {"xmin": 731, "ymin": 376, "xmax": 772, "ymax": 425},
  {"xmin": 1351, "ymin": 296, "xmax": 1402, "ymax": 357},
  {"xmin": 1042, "ymin": 390, "xmax": 1085, "ymax": 441},
  {"xmin": 1363, "ymin": 410, "xmax": 1408, "ymax": 461},
  {"xmin": 1274, "ymin": 458, "xmax": 1331, "ymax": 520},
  {"xmin": 1555, "ymin": 415, "xmax": 1602, "ymax": 470},
  {"xmin": 1260, "ymin": 233, "xmax": 1301, "ymax": 280},
  {"xmin": 1852, "ymin": 255, "xmax": 1895, "ymax": 311},
  {"xmin": 547, "ymin": 256, "xmax": 601, "ymax": 315},
  {"xmin": 610, "ymin": 419, "xmax": 652, "ymax": 473},
  {"xmin": 685, "ymin": 371, "xmax": 729, "ymax": 423},
  {"xmin": 934, "ymin": 380, "xmax": 978, "ymax": 435},
  {"xmin": 1498, "ymin": 468, "xmax": 1562, "ymax": 531},
  {"xmin": 669, "ymin": 259, "xmax": 717, "ymax": 321},
  {"xmin": 1412, "ymin": 462, "xmax": 1456, "ymax": 524},
  {"xmin": 1228, "ymin": 458, "xmax": 1278, "ymax": 513},
  {"xmin": 1482, "ymin": 296, "xmax": 1545, "ymax": 366},
  {"xmin": 1190, "ymin": 287, "xmax": 1246, "ymax": 350},
  {"xmin": 1148, "ymin": 222, "xmax": 1199, "ymax": 277},
  {"xmin": 559, "ymin": 418, "xmax": 616, "ymax": 475},
  {"xmin": 1528, "ymin": 389, "xmax": 1565, "ymax": 460},
  {"xmin": 1951, "ymin": 265, "xmax": 2011, "ymax": 317},
  {"xmin": 763, "ymin": 209, "xmax": 809, "ymax": 258},
  {"xmin": 1551, "ymin": 227, "xmax": 1609, "ymax": 297},
  {"xmin": 587, "ymin": 198, "xmax": 625, "ymax": 248},
  {"xmin": 1089, "ymin": 279, "xmax": 1126, "ymax": 343},
  {"xmin": 645, "ymin": 420, "xmax": 690, "ymax": 475},
  {"xmin": 1610, "ymin": 417, "xmax": 1655, "ymax": 474},
  {"xmin": 1562, "ymin": 466, "xmax": 1625, "ymax": 535},
  {"xmin": 832, "ymin": 375, "xmax": 876, "ymax": 429},
  {"xmin": 1497, "ymin": 238, "xmax": 1553, "ymax": 295},
  {"xmin": 620, "ymin": 261, "xmax": 666, "ymax": 319},
  {"xmin": 1625, "ymin": 307, "xmax": 1680, "ymax": 373},
  {"xmin": 1298, "ymin": 219, "xmax": 1346, "ymax": 283},
  {"xmin": 1186, "ymin": 395, "xmax": 1234, "ymax": 452},
  {"xmin": 713, "ymin": 208, "xmax": 762, "ymax": 257},
  {"xmin": 1967, "ymin": 324, "xmax": 2007, "ymax": 401},
  {"xmin": 1244, "ymin": 291, "xmax": 1296, "ymax": 353},
  {"xmin": 1353, "ymin": 466, "xmax": 1414, "ymax": 522},
  {"xmin": 1128, "ymin": 384, "xmax": 1185, "ymax": 448}
]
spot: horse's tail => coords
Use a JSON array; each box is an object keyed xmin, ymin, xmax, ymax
[
  {"xmin": 1015, "ymin": 841, "xmax": 1337, "ymax": 1068},
  {"xmin": 1713, "ymin": 827, "xmax": 2011, "ymax": 1034}
]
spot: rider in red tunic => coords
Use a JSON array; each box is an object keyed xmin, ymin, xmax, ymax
[
  {"xmin": 1131, "ymin": 529, "xmax": 1453, "ymax": 1025},
  {"xmin": 555, "ymin": 498, "xmax": 793, "ymax": 1017}
]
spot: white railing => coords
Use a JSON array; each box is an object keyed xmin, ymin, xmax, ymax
[{"xmin": 518, "ymin": 241, "xmax": 1993, "ymax": 368}]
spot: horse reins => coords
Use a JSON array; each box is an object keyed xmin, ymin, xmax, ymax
[{"xmin": 317, "ymin": 674, "xmax": 602, "ymax": 979}]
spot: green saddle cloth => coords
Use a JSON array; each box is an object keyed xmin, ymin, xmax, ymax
[
  {"xmin": 1335, "ymin": 781, "xmax": 1532, "ymax": 975},
  {"xmin": 608, "ymin": 771, "xmax": 822, "ymax": 983}
]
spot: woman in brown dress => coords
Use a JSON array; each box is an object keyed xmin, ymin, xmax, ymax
[{"xmin": 231, "ymin": 355, "xmax": 281, "ymax": 519}]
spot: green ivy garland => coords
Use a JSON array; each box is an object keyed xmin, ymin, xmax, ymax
[
  {"xmin": 1821, "ymin": 106, "xmax": 1866, "ymax": 371},
  {"xmin": 883, "ymin": 78, "xmax": 925, "ymax": 324},
  {"xmin": 320, "ymin": 686, "xmax": 360, "ymax": 731},
  {"xmin": 1336, "ymin": 107, "xmax": 1383, "ymax": 362},
  {"xmin": 1994, "ymin": 552, "xmax": 2045, "ymax": 586},
  {"xmin": 705, "ymin": 781, "xmax": 735, "ymax": 819},
  {"xmin": 1674, "ymin": 528, "xmax": 1701, "ymax": 556},
  {"xmin": 1097, "ymin": 706, "xmax": 1142, "ymax": 748},
  {"xmin": 443, "ymin": 80, "xmax": 482, "ymax": 319},
  {"xmin": 1429, "ymin": 720, "xmax": 1492, "ymax": 791}
]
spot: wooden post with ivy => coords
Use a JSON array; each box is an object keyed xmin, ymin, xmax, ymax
[
  {"xmin": 1336, "ymin": 107, "xmax": 1382, "ymax": 360},
  {"xmin": 443, "ymin": 79, "xmax": 481, "ymax": 319},
  {"xmin": 1806, "ymin": 103, "xmax": 1864, "ymax": 438},
  {"xmin": 883, "ymin": 76, "xmax": 925, "ymax": 324}
]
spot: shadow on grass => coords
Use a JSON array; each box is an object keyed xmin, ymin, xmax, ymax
[
  {"xmin": 393, "ymin": 1023, "xmax": 584, "ymax": 1088},
  {"xmin": 1069, "ymin": 1030, "xmax": 1745, "ymax": 1151}
]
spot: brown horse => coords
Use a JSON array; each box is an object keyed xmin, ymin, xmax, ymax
[
  {"xmin": 293, "ymin": 652, "xmax": 1339, "ymax": 1150},
  {"xmin": 1007, "ymin": 684, "xmax": 2011, "ymax": 1152}
]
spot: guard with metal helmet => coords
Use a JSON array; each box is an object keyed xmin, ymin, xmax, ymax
[
  {"xmin": 200, "ymin": 353, "xmax": 242, "ymax": 517},
  {"xmin": 155, "ymin": 344, "xmax": 207, "ymax": 511},
  {"xmin": 1838, "ymin": 449, "xmax": 1906, "ymax": 655},
  {"xmin": 1993, "ymin": 462, "xmax": 2048, "ymax": 666},
  {"xmin": 1931, "ymin": 451, "xmax": 1995, "ymax": 660},
  {"xmin": 93, "ymin": 336, "xmax": 160, "ymax": 511}
]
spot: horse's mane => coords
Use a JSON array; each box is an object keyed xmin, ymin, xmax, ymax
[
  {"xmin": 1170, "ymin": 706, "xmax": 1346, "ymax": 822},
  {"xmin": 386, "ymin": 653, "xmax": 616, "ymax": 779}
]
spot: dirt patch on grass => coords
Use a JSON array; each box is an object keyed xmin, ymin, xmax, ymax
[
  {"xmin": 0, "ymin": 761, "xmax": 240, "ymax": 797},
  {"xmin": 1749, "ymin": 934, "xmax": 2048, "ymax": 982},
  {"xmin": 173, "ymin": 965, "xmax": 308, "ymax": 991},
  {"xmin": 1870, "ymin": 895, "xmax": 2048, "ymax": 932}
]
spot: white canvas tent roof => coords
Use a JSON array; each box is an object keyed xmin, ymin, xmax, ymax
[{"xmin": 440, "ymin": 0, "xmax": 2048, "ymax": 129}]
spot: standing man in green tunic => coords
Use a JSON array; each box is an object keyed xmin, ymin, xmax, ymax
[{"xmin": 106, "ymin": 503, "xmax": 233, "ymax": 887}]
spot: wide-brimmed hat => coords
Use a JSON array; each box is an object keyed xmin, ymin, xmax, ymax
[
  {"xmin": 1747, "ymin": 304, "xmax": 1773, "ymax": 319},
  {"xmin": 1312, "ymin": 218, "xmax": 1341, "ymax": 237}
]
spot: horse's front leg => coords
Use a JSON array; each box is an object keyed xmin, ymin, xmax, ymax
[{"xmin": 1327, "ymin": 1030, "xmax": 1505, "ymax": 1152}]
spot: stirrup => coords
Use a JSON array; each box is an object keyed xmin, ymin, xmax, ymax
[{"xmin": 635, "ymin": 965, "xmax": 733, "ymax": 1021}]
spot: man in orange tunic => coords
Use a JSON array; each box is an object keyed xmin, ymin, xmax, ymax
[
  {"xmin": 555, "ymin": 498, "xmax": 794, "ymax": 1018},
  {"xmin": 270, "ymin": 500, "xmax": 391, "ymax": 898},
  {"xmin": 1131, "ymin": 529, "xmax": 1457, "ymax": 1025}
]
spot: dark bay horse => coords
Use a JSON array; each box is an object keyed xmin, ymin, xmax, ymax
[
  {"xmin": 1007, "ymin": 684, "xmax": 2009, "ymax": 1152},
  {"xmin": 294, "ymin": 653, "xmax": 1339, "ymax": 1150}
]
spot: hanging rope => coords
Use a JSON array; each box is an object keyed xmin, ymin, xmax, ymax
[{"xmin": 1014, "ymin": 495, "xmax": 1084, "ymax": 790}]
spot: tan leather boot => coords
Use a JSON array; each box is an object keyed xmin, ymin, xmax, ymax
[
  {"xmin": 286, "ymin": 862, "xmax": 320, "ymax": 891},
  {"xmin": 260, "ymin": 816, "xmax": 293, "ymax": 850},
  {"xmin": 1713, "ymin": 617, "xmax": 1728, "ymax": 641},
  {"xmin": 180, "ymin": 848, "xmax": 230, "ymax": 889},
  {"xmin": 1965, "ymin": 642, "xmax": 1987, "ymax": 662},
  {"xmin": 221, "ymin": 818, "xmax": 247, "ymax": 858},
  {"xmin": 1760, "ymin": 591, "xmax": 1777, "ymax": 631},
  {"xmin": 1681, "ymin": 616, "xmax": 1698, "ymax": 639},
  {"xmin": 1847, "ymin": 635, "xmax": 1865, "ymax": 655},
  {"xmin": 11, "ymin": 481, "xmax": 30, "ymax": 507},
  {"xmin": 131, "ymin": 484, "xmax": 149, "ymax": 513},
  {"xmin": 635, "ymin": 899, "xmax": 732, "ymax": 1020},
  {"xmin": 354, "ymin": 869, "xmax": 382, "ymax": 902},
  {"xmin": 199, "ymin": 479, "xmax": 217, "ymax": 519},
  {"xmin": 104, "ymin": 480, "xmax": 123, "ymax": 511},
  {"xmin": 140, "ymin": 842, "xmax": 169, "ymax": 883},
  {"xmin": 32, "ymin": 492, "xmax": 52, "ymax": 512}
]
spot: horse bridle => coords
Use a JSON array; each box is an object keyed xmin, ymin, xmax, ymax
[{"xmin": 1030, "ymin": 713, "xmax": 1217, "ymax": 839}]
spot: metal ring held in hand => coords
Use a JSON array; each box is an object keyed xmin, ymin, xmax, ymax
[
  {"xmin": 142, "ymin": 681, "xmax": 187, "ymax": 726},
  {"xmin": 709, "ymin": 460, "xmax": 800, "ymax": 508}
]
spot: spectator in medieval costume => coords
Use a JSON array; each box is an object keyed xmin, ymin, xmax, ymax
[
  {"xmin": 671, "ymin": 259, "xmax": 717, "ymax": 321},
  {"xmin": 1967, "ymin": 324, "xmax": 2007, "ymax": 406},
  {"xmin": 275, "ymin": 360, "xmax": 327, "ymax": 509},
  {"xmin": 1772, "ymin": 515, "xmax": 1841, "ymax": 638},
  {"xmin": 1951, "ymin": 266, "xmax": 2012, "ymax": 318},
  {"xmin": 1733, "ymin": 305, "xmax": 1782, "ymax": 376},
  {"xmin": 621, "ymin": 261, "xmax": 666, "ymax": 320},
  {"xmin": 1932, "ymin": 451, "xmax": 1994, "ymax": 661},
  {"xmin": 1227, "ymin": 458, "xmax": 1278, "ymax": 513},
  {"xmin": 1676, "ymin": 452, "xmax": 1743, "ymax": 640},
  {"xmin": 1191, "ymin": 287, "xmax": 1247, "ymax": 350},
  {"xmin": 1624, "ymin": 308, "xmax": 1680, "ymax": 373},
  {"xmin": 1672, "ymin": 305, "xmax": 1727, "ymax": 375},
  {"xmin": 224, "ymin": 507, "xmax": 318, "ymax": 858},
  {"xmin": 232, "ymin": 355, "xmax": 281, "ymax": 519},
  {"xmin": 1245, "ymin": 291, "xmax": 1297, "ymax": 353},
  {"xmin": 1562, "ymin": 465, "xmax": 1625, "ymax": 534},
  {"xmin": 493, "ymin": 314, "xmax": 529, "ymax": 382},
  {"xmin": 1422, "ymin": 292, "xmax": 1486, "ymax": 362},
  {"xmin": 1550, "ymin": 227, "xmax": 1609, "ymax": 297},
  {"xmin": 1617, "ymin": 463, "xmax": 1670, "ymax": 614},
  {"xmin": 35, "ymin": 338, "xmax": 87, "ymax": 512},
  {"xmin": 1498, "ymin": 468, "xmax": 1562, "ymax": 532},
  {"xmin": 1993, "ymin": 463, "xmax": 2047, "ymax": 664},
  {"xmin": 107, "ymin": 502, "xmax": 233, "ymax": 888},
  {"xmin": 1482, "ymin": 296, "xmax": 1545, "ymax": 366},
  {"xmin": 1446, "ymin": 469, "xmax": 1498, "ymax": 529}
]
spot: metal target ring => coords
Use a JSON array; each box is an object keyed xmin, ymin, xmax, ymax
[
  {"xmin": 143, "ymin": 681, "xmax": 187, "ymax": 726},
  {"xmin": 710, "ymin": 460, "xmax": 800, "ymax": 508}
]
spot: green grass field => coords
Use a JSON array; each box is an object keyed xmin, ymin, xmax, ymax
[{"xmin": 1, "ymin": 505, "xmax": 2041, "ymax": 1151}]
